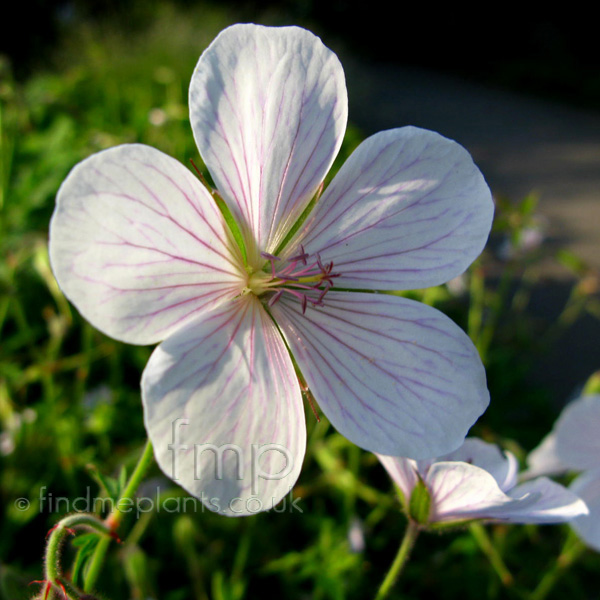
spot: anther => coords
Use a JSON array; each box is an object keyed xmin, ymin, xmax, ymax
[{"xmin": 256, "ymin": 246, "xmax": 340, "ymax": 312}]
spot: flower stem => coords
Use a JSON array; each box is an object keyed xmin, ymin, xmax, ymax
[
  {"xmin": 529, "ymin": 530, "xmax": 586, "ymax": 600},
  {"xmin": 111, "ymin": 440, "xmax": 155, "ymax": 530},
  {"xmin": 44, "ymin": 514, "xmax": 111, "ymax": 599},
  {"xmin": 83, "ymin": 440, "xmax": 154, "ymax": 593},
  {"xmin": 469, "ymin": 523, "xmax": 514, "ymax": 587},
  {"xmin": 375, "ymin": 520, "xmax": 420, "ymax": 600}
]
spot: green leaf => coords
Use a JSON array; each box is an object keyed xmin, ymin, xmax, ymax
[
  {"xmin": 556, "ymin": 249, "xmax": 588, "ymax": 275},
  {"xmin": 72, "ymin": 533, "xmax": 99, "ymax": 586},
  {"xmin": 71, "ymin": 532, "xmax": 99, "ymax": 548},
  {"xmin": 519, "ymin": 192, "xmax": 539, "ymax": 217},
  {"xmin": 88, "ymin": 465, "xmax": 121, "ymax": 503},
  {"xmin": 123, "ymin": 545, "xmax": 155, "ymax": 599}
]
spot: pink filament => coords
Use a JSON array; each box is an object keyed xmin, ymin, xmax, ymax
[{"xmin": 260, "ymin": 245, "xmax": 340, "ymax": 313}]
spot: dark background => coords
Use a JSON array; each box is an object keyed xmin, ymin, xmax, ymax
[{"xmin": 4, "ymin": 0, "xmax": 600, "ymax": 110}]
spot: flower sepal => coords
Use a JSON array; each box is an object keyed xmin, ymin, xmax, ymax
[{"xmin": 408, "ymin": 474, "xmax": 432, "ymax": 526}]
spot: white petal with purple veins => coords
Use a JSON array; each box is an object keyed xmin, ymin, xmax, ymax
[
  {"xmin": 569, "ymin": 470, "xmax": 600, "ymax": 550},
  {"xmin": 376, "ymin": 455, "xmax": 419, "ymax": 500},
  {"xmin": 427, "ymin": 464, "xmax": 587, "ymax": 523},
  {"xmin": 554, "ymin": 394, "xmax": 600, "ymax": 471},
  {"xmin": 270, "ymin": 292, "xmax": 489, "ymax": 458},
  {"xmin": 50, "ymin": 144, "xmax": 244, "ymax": 345},
  {"xmin": 426, "ymin": 462, "xmax": 513, "ymax": 521},
  {"xmin": 438, "ymin": 438, "xmax": 518, "ymax": 492},
  {"xmin": 287, "ymin": 127, "xmax": 493, "ymax": 290},
  {"xmin": 189, "ymin": 23, "xmax": 348, "ymax": 255},
  {"xmin": 142, "ymin": 295, "xmax": 306, "ymax": 516},
  {"xmin": 500, "ymin": 477, "xmax": 589, "ymax": 523}
]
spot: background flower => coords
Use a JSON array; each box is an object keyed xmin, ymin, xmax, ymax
[
  {"xmin": 379, "ymin": 438, "xmax": 587, "ymax": 526},
  {"xmin": 528, "ymin": 394, "xmax": 600, "ymax": 550}
]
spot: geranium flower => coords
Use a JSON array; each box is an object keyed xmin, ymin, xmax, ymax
[
  {"xmin": 49, "ymin": 24, "xmax": 494, "ymax": 515},
  {"xmin": 378, "ymin": 438, "xmax": 587, "ymax": 526},
  {"xmin": 528, "ymin": 394, "xmax": 600, "ymax": 549}
]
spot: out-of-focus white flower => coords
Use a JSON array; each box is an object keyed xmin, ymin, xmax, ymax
[
  {"xmin": 348, "ymin": 517, "xmax": 365, "ymax": 553},
  {"xmin": 379, "ymin": 438, "xmax": 587, "ymax": 527},
  {"xmin": 446, "ymin": 273, "xmax": 469, "ymax": 297},
  {"xmin": 525, "ymin": 432, "xmax": 570, "ymax": 480},
  {"xmin": 21, "ymin": 408, "xmax": 37, "ymax": 424},
  {"xmin": 0, "ymin": 432, "xmax": 15, "ymax": 456},
  {"xmin": 148, "ymin": 108, "xmax": 168, "ymax": 127},
  {"xmin": 528, "ymin": 394, "xmax": 600, "ymax": 550}
]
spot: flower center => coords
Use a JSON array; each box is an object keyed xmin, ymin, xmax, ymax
[{"xmin": 245, "ymin": 245, "xmax": 340, "ymax": 313}]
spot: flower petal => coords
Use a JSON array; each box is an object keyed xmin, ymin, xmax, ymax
[
  {"xmin": 286, "ymin": 127, "xmax": 493, "ymax": 289},
  {"xmin": 569, "ymin": 470, "xmax": 600, "ymax": 551},
  {"xmin": 50, "ymin": 144, "xmax": 244, "ymax": 345},
  {"xmin": 523, "ymin": 432, "xmax": 570, "ymax": 479},
  {"xmin": 502, "ymin": 477, "xmax": 589, "ymax": 524},
  {"xmin": 438, "ymin": 438, "xmax": 518, "ymax": 492},
  {"xmin": 142, "ymin": 296, "xmax": 306, "ymax": 516},
  {"xmin": 427, "ymin": 464, "xmax": 586, "ymax": 523},
  {"xmin": 189, "ymin": 23, "xmax": 348, "ymax": 255},
  {"xmin": 426, "ymin": 462, "xmax": 514, "ymax": 522},
  {"xmin": 554, "ymin": 394, "xmax": 600, "ymax": 471},
  {"xmin": 270, "ymin": 291, "xmax": 489, "ymax": 458},
  {"xmin": 376, "ymin": 455, "xmax": 419, "ymax": 501}
]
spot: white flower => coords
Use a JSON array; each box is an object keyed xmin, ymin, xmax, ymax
[
  {"xmin": 49, "ymin": 24, "xmax": 494, "ymax": 515},
  {"xmin": 528, "ymin": 394, "xmax": 600, "ymax": 549},
  {"xmin": 378, "ymin": 438, "xmax": 587, "ymax": 526}
]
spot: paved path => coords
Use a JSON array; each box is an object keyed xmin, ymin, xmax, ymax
[{"xmin": 342, "ymin": 56, "xmax": 600, "ymax": 275}]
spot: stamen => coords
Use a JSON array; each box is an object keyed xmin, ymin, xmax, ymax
[
  {"xmin": 288, "ymin": 244, "xmax": 309, "ymax": 265},
  {"xmin": 253, "ymin": 247, "xmax": 340, "ymax": 312},
  {"xmin": 268, "ymin": 290, "xmax": 283, "ymax": 306},
  {"xmin": 260, "ymin": 251, "xmax": 280, "ymax": 261}
]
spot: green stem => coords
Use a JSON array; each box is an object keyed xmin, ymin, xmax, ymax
[
  {"xmin": 112, "ymin": 440, "xmax": 155, "ymax": 529},
  {"xmin": 529, "ymin": 530, "xmax": 586, "ymax": 600},
  {"xmin": 83, "ymin": 440, "xmax": 154, "ymax": 593},
  {"xmin": 469, "ymin": 523, "xmax": 514, "ymax": 587},
  {"xmin": 375, "ymin": 520, "xmax": 420, "ymax": 600},
  {"xmin": 44, "ymin": 514, "xmax": 111, "ymax": 599}
]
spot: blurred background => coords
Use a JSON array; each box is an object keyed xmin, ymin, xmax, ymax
[{"xmin": 1, "ymin": 2, "xmax": 599, "ymax": 599}]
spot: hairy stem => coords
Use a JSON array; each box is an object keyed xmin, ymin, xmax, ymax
[{"xmin": 44, "ymin": 514, "xmax": 111, "ymax": 599}]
